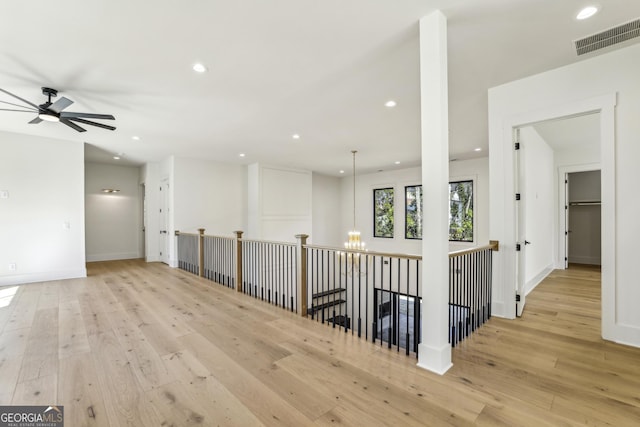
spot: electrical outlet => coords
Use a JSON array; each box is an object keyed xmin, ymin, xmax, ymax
[
  {"xmin": 9, "ymin": 263, "xmax": 16, "ymax": 271},
  {"xmin": 0, "ymin": 190, "xmax": 8, "ymax": 199}
]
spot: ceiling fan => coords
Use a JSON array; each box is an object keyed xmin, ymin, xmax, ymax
[{"xmin": 0, "ymin": 87, "xmax": 116, "ymax": 132}]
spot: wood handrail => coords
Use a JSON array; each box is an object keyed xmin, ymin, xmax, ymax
[
  {"xmin": 174, "ymin": 231, "xmax": 199, "ymax": 237},
  {"xmin": 448, "ymin": 240, "xmax": 499, "ymax": 258},
  {"xmin": 241, "ymin": 238, "xmax": 296, "ymax": 247},
  {"xmin": 175, "ymin": 230, "xmax": 235, "ymax": 240},
  {"xmin": 303, "ymin": 244, "xmax": 422, "ymax": 261}
]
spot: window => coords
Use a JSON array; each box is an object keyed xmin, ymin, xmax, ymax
[
  {"xmin": 404, "ymin": 181, "xmax": 474, "ymax": 241},
  {"xmin": 449, "ymin": 180, "xmax": 473, "ymax": 242},
  {"xmin": 373, "ymin": 188, "xmax": 394, "ymax": 238},
  {"xmin": 405, "ymin": 185, "xmax": 423, "ymax": 239}
]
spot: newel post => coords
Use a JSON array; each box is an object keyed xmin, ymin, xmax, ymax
[
  {"xmin": 234, "ymin": 231, "xmax": 244, "ymax": 292},
  {"xmin": 295, "ymin": 234, "xmax": 309, "ymax": 317},
  {"xmin": 198, "ymin": 228, "xmax": 205, "ymax": 277}
]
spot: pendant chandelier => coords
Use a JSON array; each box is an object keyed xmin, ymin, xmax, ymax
[{"xmin": 344, "ymin": 150, "xmax": 365, "ymax": 251}]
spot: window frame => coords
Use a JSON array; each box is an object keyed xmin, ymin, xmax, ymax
[
  {"xmin": 448, "ymin": 179, "xmax": 475, "ymax": 243},
  {"xmin": 404, "ymin": 185, "xmax": 423, "ymax": 240},
  {"xmin": 373, "ymin": 187, "xmax": 395, "ymax": 238}
]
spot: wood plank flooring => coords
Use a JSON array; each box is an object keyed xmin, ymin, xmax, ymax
[{"xmin": 1, "ymin": 260, "xmax": 639, "ymax": 426}]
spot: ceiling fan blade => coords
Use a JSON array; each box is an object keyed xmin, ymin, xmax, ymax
[
  {"xmin": 68, "ymin": 117, "xmax": 116, "ymax": 131},
  {"xmin": 0, "ymin": 88, "xmax": 39, "ymax": 109},
  {"xmin": 29, "ymin": 117, "xmax": 43, "ymax": 124},
  {"xmin": 0, "ymin": 100, "xmax": 37, "ymax": 111},
  {"xmin": 48, "ymin": 96, "xmax": 73, "ymax": 113},
  {"xmin": 60, "ymin": 112, "xmax": 115, "ymax": 120},
  {"xmin": 60, "ymin": 118, "xmax": 86, "ymax": 132},
  {"xmin": 0, "ymin": 108, "xmax": 36, "ymax": 113}
]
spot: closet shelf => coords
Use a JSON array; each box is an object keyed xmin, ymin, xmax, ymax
[{"xmin": 569, "ymin": 200, "xmax": 601, "ymax": 206}]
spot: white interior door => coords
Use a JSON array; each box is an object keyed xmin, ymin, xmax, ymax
[
  {"xmin": 159, "ymin": 179, "xmax": 169, "ymax": 264},
  {"xmin": 515, "ymin": 128, "xmax": 527, "ymax": 316}
]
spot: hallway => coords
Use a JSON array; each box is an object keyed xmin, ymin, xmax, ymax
[{"xmin": 0, "ymin": 261, "xmax": 638, "ymax": 425}]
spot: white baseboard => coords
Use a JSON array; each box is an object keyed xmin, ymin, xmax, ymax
[
  {"xmin": 0, "ymin": 268, "xmax": 87, "ymax": 287},
  {"xmin": 568, "ymin": 255, "xmax": 601, "ymax": 265},
  {"xmin": 525, "ymin": 264, "xmax": 554, "ymax": 296},
  {"xmin": 490, "ymin": 301, "xmax": 510, "ymax": 319},
  {"xmin": 86, "ymin": 252, "xmax": 142, "ymax": 262},
  {"xmin": 604, "ymin": 322, "xmax": 640, "ymax": 349},
  {"xmin": 417, "ymin": 342, "xmax": 452, "ymax": 375}
]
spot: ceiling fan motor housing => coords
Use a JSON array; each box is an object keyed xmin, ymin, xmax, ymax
[{"xmin": 42, "ymin": 87, "xmax": 58, "ymax": 98}]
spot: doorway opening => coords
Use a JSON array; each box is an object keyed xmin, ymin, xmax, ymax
[
  {"xmin": 514, "ymin": 112, "xmax": 601, "ymax": 317},
  {"xmin": 373, "ymin": 288, "xmax": 421, "ymax": 352},
  {"xmin": 566, "ymin": 170, "xmax": 601, "ymax": 269}
]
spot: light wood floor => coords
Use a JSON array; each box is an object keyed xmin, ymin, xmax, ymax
[{"xmin": 1, "ymin": 260, "xmax": 639, "ymax": 426}]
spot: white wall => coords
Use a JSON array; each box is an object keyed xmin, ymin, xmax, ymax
[
  {"xmin": 312, "ymin": 173, "xmax": 342, "ymax": 246},
  {"xmin": 246, "ymin": 164, "xmax": 312, "ymax": 243},
  {"xmin": 0, "ymin": 131, "xmax": 86, "ymax": 285},
  {"xmin": 521, "ymin": 127, "xmax": 555, "ymax": 293},
  {"xmin": 338, "ymin": 158, "xmax": 489, "ymax": 255},
  {"xmin": 146, "ymin": 156, "xmax": 246, "ymax": 267},
  {"xmin": 85, "ymin": 162, "xmax": 143, "ymax": 262},
  {"xmin": 341, "ymin": 166, "xmax": 422, "ymax": 255},
  {"xmin": 489, "ymin": 42, "xmax": 640, "ymax": 347},
  {"xmin": 173, "ymin": 157, "xmax": 245, "ymax": 236}
]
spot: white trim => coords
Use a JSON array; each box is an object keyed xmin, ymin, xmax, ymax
[
  {"xmin": 0, "ymin": 269, "xmax": 87, "ymax": 286},
  {"xmin": 568, "ymin": 256, "xmax": 601, "ymax": 265},
  {"xmin": 495, "ymin": 93, "xmax": 616, "ymax": 321},
  {"xmin": 86, "ymin": 252, "xmax": 142, "ymax": 262},
  {"xmin": 556, "ymin": 163, "xmax": 600, "ymax": 269},
  {"xmin": 417, "ymin": 343, "xmax": 452, "ymax": 375},
  {"xmin": 525, "ymin": 264, "xmax": 553, "ymax": 295}
]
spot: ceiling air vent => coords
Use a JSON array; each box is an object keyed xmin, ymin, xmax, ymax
[{"xmin": 574, "ymin": 18, "xmax": 640, "ymax": 56}]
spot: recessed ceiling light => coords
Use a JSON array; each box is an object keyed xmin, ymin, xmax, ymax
[
  {"xmin": 385, "ymin": 100, "xmax": 397, "ymax": 108},
  {"xmin": 101, "ymin": 189, "xmax": 120, "ymax": 193},
  {"xmin": 132, "ymin": 136, "xmax": 140, "ymax": 141},
  {"xmin": 576, "ymin": 6, "xmax": 599, "ymax": 20},
  {"xmin": 474, "ymin": 147, "xmax": 482, "ymax": 152},
  {"xmin": 394, "ymin": 161, "xmax": 401, "ymax": 165},
  {"xmin": 113, "ymin": 156, "xmax": 120, "ymax": 160},
  {"xmin": 239, "ymin": 153, "xmax": 246, "ymax": 157},
  {"xmin": 292, "ymin": 134, "xmax": 301, "ymax": 140},
  {"xmin": 193, "ymin": 63, "xmax": 207, "ymax": 73},
  {"xmin": 339, "ymin": 170, "xmax": 345, "ymax": 174}
]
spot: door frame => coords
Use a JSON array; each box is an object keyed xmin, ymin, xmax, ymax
[
  {"xmin": 556, "ymin": 164, "xmax": 600, "ymax": 270},
  {"xmin": 159, "ymin": 178, "xmax": 170, "ymax": 265},
  {"xmin": 496, "ymin": 93, "xmax": 615, "ymax": 333},
  {"xmin": 514, "ymin": 127, "xmax": 527, "ymax": 316}
]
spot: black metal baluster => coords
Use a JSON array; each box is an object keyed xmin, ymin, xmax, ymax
[
  {"xmin": 365, "ymin": 254, "xmax": 369, "ymax": 341},
  {"xmin": 405, "ymin": 258, "xmax": 410, "ymax": 355}
]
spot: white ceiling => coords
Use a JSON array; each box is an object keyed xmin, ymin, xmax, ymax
[
  {"xmin": 1, "ymin": 1, "xmax": 639, "ymax": 175},
  {"xmin": 532, "ymin": 113, "xmax": 600, "ymax": 152}
]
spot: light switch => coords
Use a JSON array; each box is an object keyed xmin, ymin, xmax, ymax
[
  {"xmin": 0, "ymin": 190, "xmax": 8, "ymax": 199},
  {"xmin": 63, "ymin": 221, "xmax": 71, "ymax": 230}
]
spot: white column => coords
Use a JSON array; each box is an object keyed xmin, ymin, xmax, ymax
[{"xmin": 417, "ymin": 10, "xmax": 452, "ymax": 375}]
